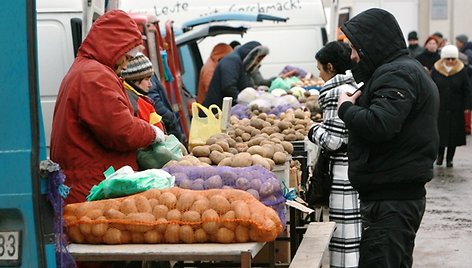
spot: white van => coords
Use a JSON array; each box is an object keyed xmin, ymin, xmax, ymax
[
  {"xmin": 36, "ymin": 0, "xmax": 107, "ymax": 149},
  {"xmin": 120, "ymin": 0, "xmax": 329, "ymax": 81}
]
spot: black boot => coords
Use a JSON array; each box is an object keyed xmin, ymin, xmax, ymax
[
  {"xmin": 446, "ymin": 160, "xmax": 453, "ymax": 167},
  {"xmin": 436, "ymin": 154, "xmax": 443, "ymax": 165}
]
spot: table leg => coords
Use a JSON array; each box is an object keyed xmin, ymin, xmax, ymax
[{"xmin": 241, "ymin": 250, "xmax": 251, "ymax": 268}]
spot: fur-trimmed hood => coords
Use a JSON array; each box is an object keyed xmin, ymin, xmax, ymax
[
  {"xmin": 237, "ymin": 41, "xmax": 270, "ymax": 73},
  {"xmin": 434, "ymin": 59, "xmax": 464, "ymax": 77}
]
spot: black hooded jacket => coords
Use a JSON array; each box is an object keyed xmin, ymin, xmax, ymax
[
  {"xmin": 338, "ymin": 8, "xmax": 440, "ymax": 201},
  {"xmin": 202, "ymin": 41, "xmax": 269, "ymax": 109}
]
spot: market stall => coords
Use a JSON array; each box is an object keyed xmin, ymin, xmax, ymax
[{"xmin": 59, "ymin": 71, "xmax": 328, "ymax": 267}]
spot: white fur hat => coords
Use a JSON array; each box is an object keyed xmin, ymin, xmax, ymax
[{"xmin": 440, "ymin": 45, "xmax": 459, "ymax": 59}]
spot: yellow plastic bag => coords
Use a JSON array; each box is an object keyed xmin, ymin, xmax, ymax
[{"xmin": 188, "ymin": 102, "xmax": 222, "ymax": 150}]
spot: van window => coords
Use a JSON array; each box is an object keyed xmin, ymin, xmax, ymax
[{"xmin": 70, "ymin": 18, "xmax": 82, "ymax": 57}]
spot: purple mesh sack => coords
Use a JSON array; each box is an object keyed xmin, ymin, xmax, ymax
[{"xmin": 162, "ymin": 165, "xmax": 286, "ymax": 226}]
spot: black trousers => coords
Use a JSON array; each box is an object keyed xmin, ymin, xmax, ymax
[
  {"xmin": 358, "ymin": 198, "xmax": 426, "ymax": 268},
  {"xmin": 438, "ymin": 146, "xmax": 456, "ymax": 162}
]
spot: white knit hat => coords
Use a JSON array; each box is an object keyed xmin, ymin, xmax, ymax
[
  {"xmin": 440, "ymin": 45, "xmax": 459, "ymax": 59},
  {"xmin": 121, "ymin": 53, "xmax": 154, "ymax": 81}
]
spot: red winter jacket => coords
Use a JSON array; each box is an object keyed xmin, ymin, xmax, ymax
[{"xmin": 50, "ymin": 10, "xmax": 155, "ymax": 204}]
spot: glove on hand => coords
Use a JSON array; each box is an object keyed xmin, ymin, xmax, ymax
[{"xmin": 152, "ymin": 125, "xmax": 166, "ymax": 143}]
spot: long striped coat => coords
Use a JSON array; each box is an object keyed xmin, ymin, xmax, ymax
[{"xmin": 308, "ymin": 73, "xmax": 362, "ymax": 268}]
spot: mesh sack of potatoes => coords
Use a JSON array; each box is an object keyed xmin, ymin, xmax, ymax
[
  {"xmin": 63, "ymin": 187, "xmax": 283, "ymax": 245},
  {"xmin": 162, "ymin": 165, "xmax": 286, "ymax": 225}
]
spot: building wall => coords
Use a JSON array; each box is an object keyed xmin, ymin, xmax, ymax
[
  {"xmin": 420, "ymin": 0, "xmax": 472, "ymax": 46},
  {"xmin": 334, "ymin": 0, "xmax": 472, "ymax": 46}
]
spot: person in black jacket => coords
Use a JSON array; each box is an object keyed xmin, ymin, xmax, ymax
[
  {"xmin": 415, "ymin": 35, "xmax": 440, "ymax": 73},
  {"xmin": 431, "ymin": 45, "xmax": 472, "ymax": 167},
  {"xmin": 148, "ymin": 74, "xmax": 186, "ymax": 144},
  {"xmin": 202, "ymin": 41, "xmax": 269, "ymax": 109},
  {"xmin": 337, "ymin": 8, "xmax": 440, "ymax": 268}
]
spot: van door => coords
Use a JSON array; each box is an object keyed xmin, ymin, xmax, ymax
[{"xmin": 36, "ymin": 0, "xmax": 83, "ymax": 149}]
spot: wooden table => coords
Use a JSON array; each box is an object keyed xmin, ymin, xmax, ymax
[
  {"xmin": 288, "ymin": 222, "xmax": 336, "ymax": 268},
  {"xmin": 68, "ymin": 242, "xmax": 266, "ymax": 268}
]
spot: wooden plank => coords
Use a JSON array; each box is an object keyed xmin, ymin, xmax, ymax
[
  {"xmin": 288, "ymin": 222, "xmax": 336, "ymax": 268},
  {"xmin": 68, "ymin": 242, "xmax": 266, "ymax": 262}
]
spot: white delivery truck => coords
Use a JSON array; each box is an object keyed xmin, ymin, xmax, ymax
[{"xmin": 120, "ymin": 0, "xmax": 329, "ymax": 82}]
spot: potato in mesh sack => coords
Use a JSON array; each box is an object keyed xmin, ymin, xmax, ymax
[
  {"xmin": 63, "ymin": 187, "xmax": 283, "ymax": 245},
  {"xmin": 162, "ymin": 165, "xmax": 286, "ymax": 225}
]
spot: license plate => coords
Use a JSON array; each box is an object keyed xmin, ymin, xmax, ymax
[{"xmin": 0, "ymin": 231, "xmax": 21, "ymax": 266}]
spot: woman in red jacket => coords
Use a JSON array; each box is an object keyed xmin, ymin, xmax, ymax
[{"xmin": 50, "ymin": 10, "xmax": 165, "ymax": 204}]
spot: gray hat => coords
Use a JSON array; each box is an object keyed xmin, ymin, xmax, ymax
[{"xmin": 456, "ymin": 34, "xmax": 468, "ymax": 44}]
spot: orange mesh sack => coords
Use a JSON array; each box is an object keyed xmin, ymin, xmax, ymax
[{"xmin": 63, "ymin": 187, "xmax": 283, "ymax": 245}]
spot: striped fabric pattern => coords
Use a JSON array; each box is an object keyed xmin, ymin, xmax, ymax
[
  {"xmin": 308, "ymin": 73, "xmax": 362, "ymax": 268},
  {"xmin": 121, "ymin": 53, "xmax": 154, "ymax": 81}
]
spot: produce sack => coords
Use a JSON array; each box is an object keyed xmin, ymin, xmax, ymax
[
  {"xmin": 64, "ymin": 187, "xmax": 283, "ymax": 244},
  {"xmin": 86, "ymin": 166, "xmax": 174, "ymax": 201},
  {"xmin": 137, "ymin": 134, "xmax": 184, "ymax": 170},
  {"xmin": 188, "ymin": 102, "xmax": 222, "ymax": 150},
  {"xmin": 163, "ymin": 165, "xmax": 286, "ymax": 226}
]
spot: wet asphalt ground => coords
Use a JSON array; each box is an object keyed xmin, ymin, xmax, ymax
[{"xmin": 413, "ymin": 135, "xmax": 472, "ymax": 267}]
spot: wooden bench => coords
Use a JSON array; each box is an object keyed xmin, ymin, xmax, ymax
[
  {"xmin": 288, "ymin": 221, "xmax": 336, "ymax": 268},
  {"xmin": 68, "ymin": 242, "xmax": 266, "ymax": 268}
]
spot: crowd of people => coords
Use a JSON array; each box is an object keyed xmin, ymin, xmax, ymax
[{"xmin": 49, "ymin": 7, "xmax": 472, "ymax": 268}]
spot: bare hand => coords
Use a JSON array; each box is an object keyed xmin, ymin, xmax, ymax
[{"xmin": 338, "ymin": 89, "xmax": 362, "ymax": 110}]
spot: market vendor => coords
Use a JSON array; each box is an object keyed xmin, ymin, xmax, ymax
[
  {"xmin": 202, "ymin": 41, "xmax": 270, "ymax": 110},
  {"xmin": 50, "ymin": 10, "xmax": 166, "ymax": 204}
]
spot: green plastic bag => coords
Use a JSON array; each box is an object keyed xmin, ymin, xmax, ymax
[
  {"xmin": 269, "ymin": 76, "xmax": 301, "ymax": 91},
  {"xmin": 137, "ymin": 134, "xmax": 183, "ymax": 170},
  {"xmin": 86, "ymin": 166, "xmax": 175, "ymax": 201}
]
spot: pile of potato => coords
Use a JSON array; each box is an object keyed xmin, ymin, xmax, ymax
[
  {"xmin": 165, "ymin": 132, "xmax": 293, "ymax": 171},
  {"xmin": 63, "ymin": 188, "xmax": 283, "ymax": 245},
  {"xmin": 229, "ymin": 108, "xmax": 312, "ymax": 142},
  {"xmin": 292, "ymin": 77, "xmax": 324, "ymax": 87}
]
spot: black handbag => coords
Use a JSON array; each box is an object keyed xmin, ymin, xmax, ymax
[{"xmin": 305, "ymin": 149, "xmax": 333, "ymax": 207}]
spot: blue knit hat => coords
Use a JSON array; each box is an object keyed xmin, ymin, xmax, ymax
[{"xmin": 121, "ymin": 52, "xmax": 154, "ymax": 81}]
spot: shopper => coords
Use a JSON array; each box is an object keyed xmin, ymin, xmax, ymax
[
  {"xmin": 121, "ymin": 52, "xmax": 166, "ymax": 131},
  {"xmin": 416, "ymin": 35, "xmax": 440, "ymax": 73},
  {"xmin": 431, "ymin": 45, "xmax": 472, "ymax": 167},
  {"xmin": 455, "ymin": 34, "xmax": 472, "ymax": 135},
  {"xmin": 338, "ymin": 8, "xmax": 439, "ymax": 268},
  {"xmin": 197, "ymin": 43, "xmax": 233, "ymax": 103},
  {"xmin": 407, "ymin": 31, "xmax": 424, "ymax": 58},
  {"xmin": 50, "ymin": 10, "xmax": 165, "ymax": 205},
  {"xmin": 148, "ymin": 74, "xmax": 186, "ymax": 143},
  {"xmin": 202, "ymin": 41, "xmax": 269, "ymax": 109},
  {"xmin": 309, "ymin": 41, "xmax": 361, "ymax": 268}
]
